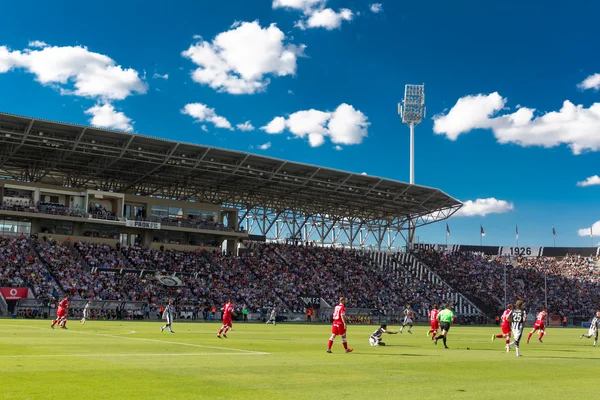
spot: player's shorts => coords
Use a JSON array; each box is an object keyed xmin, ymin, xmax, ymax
[
  {"xmin": 83, "ymin": 310, "xmax": 90, "ymax": 319},
  {"xmin": 439, "ymin": 322, "xmax": 451, "ymax": 332},
  {"xmin": 403, "ymin": 317, "xmax": 413, "ymax": 325},
  {"xmin": 222, "ymin": 318, "xmax": 232, "ymax": 328},
  {"xmin": 511, "ymin": 323, "xmax": 524, "ymax": 341},
  {"xmin": 166, "ymin": 313, "xmax": 173, "ymax": 325},
  {"xmin": 430, "ymin": 321, "xmax": 439, "ymax": 331},
  {"xmin": 501, "ymin": 323, "xmax": 511, "ymax": 335},
  {"xmin": 588, "ymin": 327, "xmax": 597, "ymax": 337},
  {"xmin": 369, "ymin": 336, "xmax": 381, "ymax": 346},
  {"xmin": 332, "ymin": 322, "xmax": 346, "ymax": 336},
  {"xmin": 57, "ymin": 308, "xmax": 66, "ymax": 318},
  {"xmin": 533, "ymin": 321, "xmax": 545, "ymax": 331}
]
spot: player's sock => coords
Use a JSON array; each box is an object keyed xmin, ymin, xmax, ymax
[
  {"xmin": 342, "ymin": 341, "xmax": 348, "ymax": 351},
  {"xmin": 495, "ymin": 334, "xmax": 504, "ymax": 339},
  {"xmin": 505, "ymin": 338, "xmax": 510, "ymax": 346},
  {"xmin": 51, "ymin": 319, "xmax": 58, "ymax": 327},
  {"xmin": 327, "ymin": 340, "xmax": 333, "ymax": 350},
  {"xmin": 218, "ymin": 327, "xmax": 224, "ymax": 335},
  {"xmin": 224, "ymin": 327, "xmax": 230, "ymax": 334},
  {"xmin": 527, "ymin": 332, "xmax": 532, "ymax": 341},
  {"xmin": 442, "ymin": 336, "xmax": 447, "ymax": 347},
  {"xmin": 539, "ymin": 331, "xmax": 544, "ymax": 340}
]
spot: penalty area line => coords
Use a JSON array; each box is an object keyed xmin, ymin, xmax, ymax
[
  {"xmin": 0, "ymin": 353, "xmax": 265, "ymax": 359},
  {"xmin": 1, "ymin": 324, "xmax": 269, "ymax": 355}
]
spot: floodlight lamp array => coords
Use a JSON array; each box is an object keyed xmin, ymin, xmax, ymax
[{"xmin": 399, "ymin": 84, "xmax": 426, "ymax": 125}]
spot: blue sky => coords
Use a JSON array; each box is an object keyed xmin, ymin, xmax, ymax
[{"xmin": 1, "ymin": 0, "xmax": 600, "ymax": 247}]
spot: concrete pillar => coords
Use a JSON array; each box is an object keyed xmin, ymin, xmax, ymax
[{"xmin": 227, "ymin": 238, "xmax": 238, "ymax": 255}]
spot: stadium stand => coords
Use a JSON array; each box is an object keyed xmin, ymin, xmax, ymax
[
  {"xmin": 0, "ymin": 236, "xmax": 61, "ymax": 299},
  {"xmin": 411, "ymin": 249, "xmax": 600, "ymax": 317}
]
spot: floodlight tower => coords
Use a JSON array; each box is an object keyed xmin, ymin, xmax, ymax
[{"xmin": 399, "ymin": 84, "xmax": 425, "ymax": 246}]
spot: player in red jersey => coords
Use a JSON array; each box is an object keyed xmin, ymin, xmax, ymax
[
  {"xmin": 51, "ymin": 295, "xmax": 70, "ymax": 329},
  {"xmin": 327, "ymin": 297, "xmax": 353, "ymax": 353},
  {"xmin": 492, "ymin": 304, "xmax": 513, "ymax": 352},
  {"xmin": 427, "ymin": 304, "xmax": 440, "ymax": 340},
  {"xmin": 217, "ymin": 299, "xmax": 237, "ymax": 338},
  {"xmin": 527, "ymin": 307, "xmax": 547, "ymax": 344}
]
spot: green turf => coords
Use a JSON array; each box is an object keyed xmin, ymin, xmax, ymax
[{"xmin": 0, "ymin": 320, "xmax": 597, "ymax": 400}]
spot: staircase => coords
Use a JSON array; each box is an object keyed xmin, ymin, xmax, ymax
[
  {"xmin": 395, "ymin": 252, "xmax": 483, "ymax": 316},
  {"xmin": 0, "ymin": 295, "xmax": 8, "ymax": 316},
  {"xmin": 367, "ymin": 251, "xmax": 428, "ymax": 317},
  {"xmin": 32, "ymin": 241, "xmax": 67, "ymax": 295}
]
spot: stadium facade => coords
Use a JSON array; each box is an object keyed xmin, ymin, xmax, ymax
[{"xmin": 0, "ymin": 112, "xmax": 461, "ymax": 251}]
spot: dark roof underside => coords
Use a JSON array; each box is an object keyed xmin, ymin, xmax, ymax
[{"xmin": 0, "ymin": 112, "xmax": 461, "ymax": 221}]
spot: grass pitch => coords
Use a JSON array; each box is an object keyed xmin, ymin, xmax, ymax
[{"xmin": 0, "ymin": 320, "xmax": 597, "ymax": 400}]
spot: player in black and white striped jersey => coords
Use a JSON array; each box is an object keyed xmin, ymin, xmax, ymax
[
  {"xmin": 507, "ymin": 300, "xmax": 526, "ymax": 357},
  {"xmin": 369, "ymin": 324, "xmax": 398, "ymax": 346},
  {"xmin": 579, "ymin": 311, "xmax": 599, "ymax": 347},
  {"xmin": 80, "ymin": 300, "xmax": 91, "ymax": 325},
  {"xmin": 161, "ymin": 300, "xmax": 175, "ymax": 334}
]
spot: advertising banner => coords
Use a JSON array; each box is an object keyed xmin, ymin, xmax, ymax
[{"xmin": 0, "ymin": 287, "xmax": 29, "ymax": 300}]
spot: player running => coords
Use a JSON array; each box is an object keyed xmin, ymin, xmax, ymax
[
  {"xmin": 369, "ymin": 324, "xmax": 398, "ymax": 346},
  {"xmin": 579, "ymin": 311, "xmax": 599, "ymax": 347},
  {"xmin": 434, "ymin": 303, "xmax": 454, "ymax": 349},
  {"xmin": 399, "ymin": 305, "xmax": 415, "ymax": 334},
  {"xmin": 507, "ymin": 300, "xmax": 526, "ymax": 357},
  {"xmin": 266, "ymin": 308, "xmax": 277, "ymax": 326},
  {"xmin": 217, "ymin": 299, "xmax": 237, "ymax": 338},
  {"xmin": 492, "ymin": 304, "xmax": 513, "ymax": 352},
  {"xmin": 80, "ymin": 300, "xmax": 91, "ymax": 325},
  {"xmin": 427, "ymin": 304, "xmax": 440, "ymax": 340},
  {"xmin": 327, "ymin": 297, "xmax": 353, "ymax": 353},
  {"xmin": 526, "ymin": 307, "xmax": 548, "ymax": 344},
  {"xmin": 51, "ymin": 295, "xmax": 69, "ymax": 329},
  {"xmin": 160, "ymin": 300, "xmax": 175, "ymax": 334}
]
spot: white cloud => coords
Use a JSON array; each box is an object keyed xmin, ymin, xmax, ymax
[
  {"xmin": 360, "ymin": 172, "xmax": 367, "ymax": 175},
  {"xmin": 370, "ymin": 3, "xmax": 383, "ymax": 13},
  {"xmin": 258, "ymin": 142, "xmax": 272, "ymax": 150},
  {"xmin": 182, "ymin": 21, "xmax": 304, "ymax": 95},
  {"xmin": 181, "ymin": 103, "xmax": 233, "ymax": 130},
  {"xmin": 433, "ymin": 92, "xmax": 600, "ymax": 155},
  {"xmin": 0, "ymin": 44, "xmax": 147, "ymax": 100},
  {"xmin": 28, "ymin": 40, "xmax": 48, "ymax": 48},
  {"xmin": 85, "ymin": 103, "xmax": 133, "ymax": 132},
  {"xmin": 578, "ymin": 73, "xmax": 600, "ymax": 91},
  {"xmin": 201, "ymin": 125, "xmax": 208, "ymax": 132},
  {"xmin": 273, "ymin": 0, "xmax": 325, "ymax": 11},
  {"xmin": 578, "ymin": 221, "xmax": 600, "ymax": 237},
  {"xmin": 577, "ymin": 175, "xmax": 600, "ymax": 187},
  {"xmin": 261, "ymin": 116, "xmax": 287, "ymax": 134},
  {"xmin": 152, "ymin": 73, "xmax": 169, "ymax": 80},
  {"xmin": 261, "ymin": 103, "xmax": 369, "ymax": 147},
  {"xmin": 274, "ymin": 0, "xmax": 354, "ymax": 30},
  {"xmin": 236, "ymin": 121, "xmax": 255, "ymax": 131},
  {"xmin": 334, "ymin": 145, "xmax": 342, "ymax": 151},
  {"xmin": 300, "ymin": 8, "xmax": 353, "ymax": 30},
  {"xmin": 433, "ymin": 92, "xmax": 505, "ymax": 141},
  {"xmin": 454, "ymin": 198, "xmax": 514, "ymax": 217}
]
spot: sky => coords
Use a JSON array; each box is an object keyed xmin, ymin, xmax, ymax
[{"xmin": 1, "ymin": 0, "xmax": 600, "ymax": 247}]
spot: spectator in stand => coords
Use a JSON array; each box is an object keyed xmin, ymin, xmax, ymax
[{"xmin": 412, "ymin": 249, "xmax": 600, "ymax": 318}]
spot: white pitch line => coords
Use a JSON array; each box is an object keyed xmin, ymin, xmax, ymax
[
  {"xmin": 0, "ymin": 353, "xmax": 264, "ymax": 359},
  {"xmin": 0, "ymin": 324, "xmax": 269, "ymax": 355}
]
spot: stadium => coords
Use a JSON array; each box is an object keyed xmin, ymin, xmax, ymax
[
  {"xmin": 2, "ymin": 112, "xmax": 600, "ymax": 399},
  {"xmin": 2, "ymin": 1, "xmax": 600, "ymax": 399}
]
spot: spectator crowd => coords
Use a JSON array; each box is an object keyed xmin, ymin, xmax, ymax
[{"xmin": 412, "ymin": 249, "xmax": 600, "ymax": 317}]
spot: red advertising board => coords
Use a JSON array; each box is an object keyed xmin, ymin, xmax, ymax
[{"xmin": 0, "ymin": 287, "xmax": 29, "ymax": 300}]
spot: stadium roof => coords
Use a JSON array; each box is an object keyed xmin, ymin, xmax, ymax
[{"xmin": 0, "ymin": 112, "xmax": 461, "ymax": 224}]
